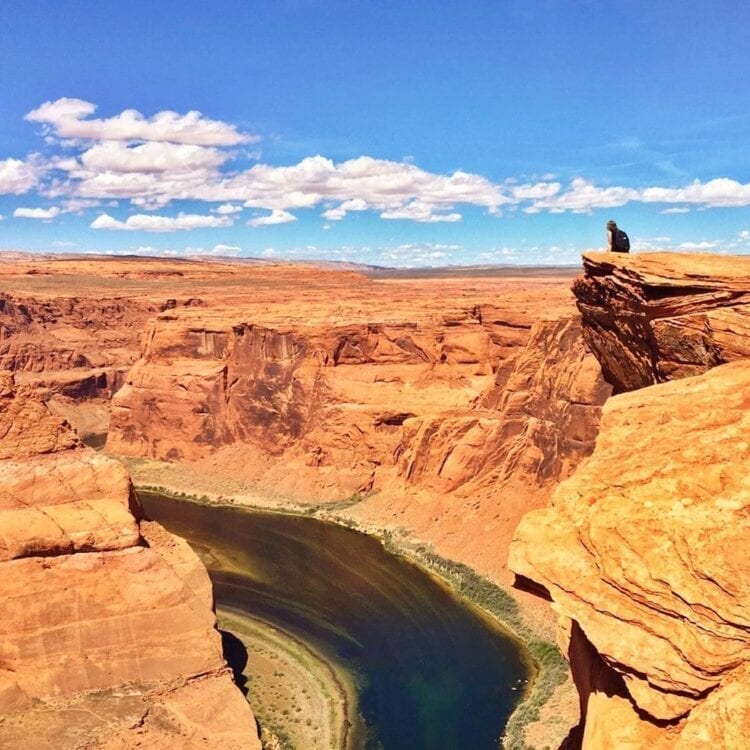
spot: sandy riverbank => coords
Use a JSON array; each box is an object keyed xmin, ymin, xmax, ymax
[{"xmin": 219, "ymin": 609, "xmax": 363, "ymax": 750}]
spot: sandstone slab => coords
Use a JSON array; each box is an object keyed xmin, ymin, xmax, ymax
[
  {"xmin": 511, "ymin": 359, "xmax": 750, "ymax": 746},
  {"xmin": 574, "ymin": 251, "xmax": 750, "ymax": 391}
]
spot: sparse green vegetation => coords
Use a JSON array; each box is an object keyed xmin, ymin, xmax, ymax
[{"xmin": 399, "ymin": 544, "xmax": 568, "ymax": 749}]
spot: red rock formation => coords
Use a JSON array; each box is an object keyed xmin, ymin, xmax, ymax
[
  {"xmin": 349, "ymin": 315, "xmax": 610, "ymax": 582},
  {"xmin": 398, "ymin": 316, "xmax": 610, "ymax": 494},
  {"xmin": 574, "ymin": 252, "xmax": 750, "ymax": 392},
  {"xmin": 512, "ymin": 360, "xmax": 750, "ymax": 747},
  {"xmin": 513, "ymin": 253, "xmax": 750, "ymax": 747},
  {"xmin": 107, "ymin": 298, "xmax": 551, "ymax": 499},
  {"xmin": 0, "ymin": 372, "xmax": 260, "ymax": 749},
  {"xmin": 0, "ymin": 293, "xmax": 150, "ymax": 370}
]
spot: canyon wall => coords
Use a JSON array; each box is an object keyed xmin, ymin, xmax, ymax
[
  {"xmin": 0, "ymin": 292, "xmax": 156, "ymax": 399},
  {"xmin": 0, "ymin": 372, "xmax": 260, "ymax": 749},
  {"xmin": 348, "ymin": 315, "xmax": 611, "ymax": 581},
  {"xmin": 511, "ymin": 252, "xmax": 750, "ymax": 747},
  {"xmin": 107, "ymin": 300, "xmax": 544, "ymax": 499}
]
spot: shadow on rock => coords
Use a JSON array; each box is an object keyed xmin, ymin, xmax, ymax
[{"xmin": 221, "ymin": 629, "xmax": 249, "ymax": 696}]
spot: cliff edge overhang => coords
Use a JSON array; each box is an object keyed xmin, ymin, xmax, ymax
[
  {"xmin": 573, "ymin": 251, "xmax": 750, "ymax": 392},
  {"xmin": 0, "ymin": 371, "xmax": 260, "ymax": 749}
]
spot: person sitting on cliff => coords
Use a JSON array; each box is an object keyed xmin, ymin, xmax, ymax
[{"xmin": 606, "ymin": 220, "xmax": 630, "ymax": 253}]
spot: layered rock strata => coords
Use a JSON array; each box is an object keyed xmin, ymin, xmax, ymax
[
  {"xmin": 345, "ymin": 315, "xmax": 611, "ymax": 582},
  {"xmin": 0, "ymin": 372, "xmax": 260, "ymax": 749},
  {"xmin": 107, "ymin": 303, "xmax": 542, "ymax": 498},
  {"xmin": 574, "ymin": 252, "xmax": 750, "ymax": 391},
  {"xmin": 0, "ymin": 292, "xmax": 154, "ymax": 399},
  {"xmin": 512, "ymin": 253, "xmax": 750, "ymax": 747}
]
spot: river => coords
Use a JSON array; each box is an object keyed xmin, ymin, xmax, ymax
[{"xmin": 140, "ymin": 492, "xmax": 528, "ymax": 750}]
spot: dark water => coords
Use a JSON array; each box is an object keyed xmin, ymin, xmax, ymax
[{"xmin": 140, "ymin": 492, "xmax": 528, "ymax": 750}]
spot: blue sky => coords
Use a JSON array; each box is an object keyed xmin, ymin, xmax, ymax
[{"xmin": 2, "ymin": 0, "xmax": 750, "ymax": 266}]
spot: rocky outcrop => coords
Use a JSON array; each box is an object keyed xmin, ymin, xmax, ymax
[
  {"xmin": 396, "ymin": 316, "xmax": 610, "ymax": 495},
  {"xmin": 0, "ymin": 372, "xmax": 260, "ymax": 749},
  {"xmin": 512, "ymin": 253, "xmax": 750, "ymax": 748},
  {"xmin": 0, "ymin": 293, "xmax": 154, "ymax": 401},
  {"xmin": 573, "ymin": 252, "xmax": 750, "ymax": 392}
]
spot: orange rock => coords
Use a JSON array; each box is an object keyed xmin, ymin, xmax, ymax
[
  {"xmin": 107, "ymin": 279, "xmax": 575, "ymax": 499},
  {"xmin": 0, "ymin": 371, "xmax": 80, "ymax": 458},
  {"xmin": 0, "ymin": 373, "xmax": 260, "ymax": 748},
  {"xmin": 574, "ymin": 251, "xmax": 750, "ymax": 391},
  {"xmin": 349, "ymin": 315, "xmax": 610, "ymax": 585},
  {"xmin": 511, "ymin": 359, "xmax": 750, "ymax": 746}
]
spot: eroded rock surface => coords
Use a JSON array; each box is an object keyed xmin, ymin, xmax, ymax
[
  {"xmin": 511, "ymin": 359, "xmax": 750, "ymax": 748},
  {"xmin": 107, "ymin": 276, "xmax": 574, "ymax": 499},
  {"xmin": 348, "ymin": 315, "xmax": 611, "ymax": 583},
  {"xmin": 574, "ymin": 252, "xmax": 750, "ymax": 391},
  {"xmin": 0, "ymin": 372, "xmax": 260, "ymax": 749}
]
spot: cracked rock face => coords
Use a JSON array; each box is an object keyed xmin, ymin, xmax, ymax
[
  {"xmin": 573, "ymin": 252, "xmax": 750, "ymax": 392},
  {"xmin": 0, "ymin": 372, "xmax": 260, "ymax": 749},
  {"xmin": 510, "ymin": 359, "xmax": 750, "ymax": 747},
  {"xmin": 511, "ymin": 253, "xmax": 750, "ymax": 747}
]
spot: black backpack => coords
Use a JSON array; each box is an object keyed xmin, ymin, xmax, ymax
[{"xmin": 613, "ymin": 228, "xmax": 630, "ymax": 253}]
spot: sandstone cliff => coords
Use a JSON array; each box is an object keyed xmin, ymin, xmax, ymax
[
  {"xmin": 511, "ymin": 253, "xmax": 750, "ymax": 748},
  {"xmin": 574, "ymin": 252, "xmax": 750, "ymax": 392},
  {"xmin": 349, "ymin": 315, "xmax": 611, "ymax": 581},
  {"xmin": 0, "ymin": 372, "xmax": 260, "ymax": 749},
  {"xmin": 107, "ymin": 298, "xmax": 548, "ymax": 499},
  {"xmin": 0, "ymin": 292, "xmax": 155, "ymax": 399}
]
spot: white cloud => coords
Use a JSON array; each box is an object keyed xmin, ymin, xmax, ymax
[
  {"xmin": 26, "ymin": 98, "xmax": 256, "ymax": 146},
  {"xmin": 90, "ymin": 211, "xmax": 234, "ymax": 232},
  {"xmin": 0, "ymin": 158, "xmax": 39, "ymax": 194},
  {"xmin": 213, "ymin": 203, "xmax": 243, "ymax": 215},
  {"xmin": 678, "ymin": 240, "xmax": 718, "ymax": 250},
  {"xmin": 218, "ymin": 156, "xmax": 507, "ymax": 219},
  {"xmin": 14, "ymin": 96, "xmax": 750, "ymax": 226},
  {"xmin": 248, "ymin": 209, "xmax": 297, "ymax": 227},
  {"xmin": 376, "ymin": 242, "xmax": 462, "ymax": 265},
  {"xmin": 739, "ymin": 230, "xmax": 750, "ymax": 240},
  {"xmin": 641, "ymin": 178, "xmax": 750, "ymax": 208},
  {"xmin": 51, "ymin": 240, "xmax": 78, "ymax": 247},
  {"xmin": 322, "ymin": 198, "xmax": 369, "ymax": 221},
  {"xmin": 14, "ymin": 206, "xmax": 61, "ymax": 220},
  {"xmin": 511, "ymin": 181, "xmax": 561, "ymax": 201},
  {"xmin": 527, "ymin": 178, "xmax": 639, "ymax": 214},
  {"xmin": 635, "ymin": 236, "xmax": 673, "ymax": 251},
  {"xmin": 261, "ymin": 248, "xmax": 276, "ymax": 258},
  {"xmin": 208, "ymin": 243, "xmax": 242, "ymax": 256},
  {"xmin": 60, "ymin": 197, "xmax": 101, "ymax": 214},
  {"xmin": 380, "ymin": 200, "xmax": 462, "ymax": 223},
  {"xmin": 74, "ymin": 140, "xmax": 230, "ymax": 173}
]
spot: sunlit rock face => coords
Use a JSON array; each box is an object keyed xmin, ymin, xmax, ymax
[
  {"xmin": 0, "ymin": 372, "xmax": 260, "ymax": 749},
  {"xmin": 574, "ymin": 251, "xmax": 750, "ymax": 392},
  {"xmin": 0, "ymin": 292, "xmax": 153, "ymax": 399},
  {"xmin": 397, "ymin": 315, "xmax": 610, "ymax": 494},
  {"xmin": 345, "ymin": 314, "xmax": 611, "ymax": 587},
  {"xmin": 106, "ymin": 297, "xmax": 552, "ymax": 499},
  {"xmin": 512, "ymin": 253, "xmax": 750, "ymax": 748}
]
